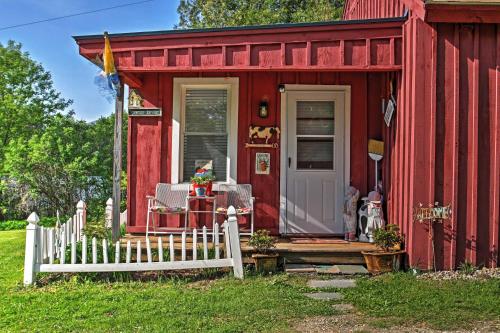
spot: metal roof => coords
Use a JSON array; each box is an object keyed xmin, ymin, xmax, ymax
[{"xmin": 73, "ymin": 16, "xmax": 407, "ymax": 41}]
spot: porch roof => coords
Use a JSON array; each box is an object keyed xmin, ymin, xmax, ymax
[{"xmin": 74, "ymin": 16, "xmax": 405, "ymax": 88}]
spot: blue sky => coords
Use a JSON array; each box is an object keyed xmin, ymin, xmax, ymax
[{"xmin": 0, "ymin": 0, "xmax": 180, "ymax": 121}]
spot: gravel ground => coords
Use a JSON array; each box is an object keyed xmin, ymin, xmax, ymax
[
  {"xmin": 417, "ymin": 268, "xmax": 500, "ymax": 281},
  {"xmin": 293, "ymin": 312, "xmax": 500, "ymax": 333}
]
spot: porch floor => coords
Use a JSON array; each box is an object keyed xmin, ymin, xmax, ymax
[{"xmin": 122, "ymin": 234, "xmax": 377, "ymax": 265}]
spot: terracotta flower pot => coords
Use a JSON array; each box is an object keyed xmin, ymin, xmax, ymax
[
  {"xmin": 361, "ymin": 250, "xmax": 405, "ymax": 275},
  {"xmin": 252, "ymin": 253, "xmax": 279, "ymax": 273},
  {"xmin": 206, "ymin": 181, "xmax": 213, "ymax": 196},
  {"xmin": 193, "ymin": 184, "xmax": 207, "ymax": 197},
  {"xmin": 259, "ymin": 161, "xmax": 267, "ymax": 172}
]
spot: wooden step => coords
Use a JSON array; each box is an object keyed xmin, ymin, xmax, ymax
[{"xmin": 121, "ymin": 234, "xmax": 374, "ymax": 265}]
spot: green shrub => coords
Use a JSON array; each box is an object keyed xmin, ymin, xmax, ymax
[
  {"xmin": 373, "ymin": 224, "xmax": 403, "ymax": 252},
  {"xmin": 0, "ymin": 220, "xmax": 27, "ymax": 231},
  {"xmin": 82, "ymin": 219, "xmax": 109, "ymax": 239},
  {"xmin": 0, "ymin": 216, "xmax": 60, "ymax": 231},
  {"xmin": 248, "ymin": 229, "xmax": 277, "ymax": 254}
]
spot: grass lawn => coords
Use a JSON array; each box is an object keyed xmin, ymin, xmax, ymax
[
  {"xmin": 0, "ymin": 230, "xmax": 334, "ymax": 332},
  {"xmin": 1, "ymin": 230, "xmax": 499, "ymax": 332},
  {"xmin": 342, "ymin": 273, "xmax": 500, "ymax": 331}
]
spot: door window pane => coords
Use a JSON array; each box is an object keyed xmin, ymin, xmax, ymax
[
  {"xmin": 183, "ymin": 89, "xmax": 228, "ymax": 181},
  {"xmin": 297, "ymin": 137, "xmax": 334, "ymax": 170},
  {"xmin": 296, "ymin": 100, "xmax": 335, "ymax": 170},
  {"xmin": 296, "ymin": 101, "xmax": 334, "ymax": 135}
]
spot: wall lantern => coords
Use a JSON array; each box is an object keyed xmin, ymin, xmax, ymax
[
  {"xmin": 259, "ymin": 101, "xmax": 269, "ymax": 118},
  {"xmin": 278, "ymin": 84, "xmax": 285, "ymax": 93}
]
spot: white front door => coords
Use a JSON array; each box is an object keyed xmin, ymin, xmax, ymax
[{"xmin": 285, "ymin": 90, "xmax": 346, "ymax": 234}]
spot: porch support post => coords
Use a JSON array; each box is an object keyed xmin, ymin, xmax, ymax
[{"xmin": 112, "ymin": 84, "xmax": 124, "ymax": 242}]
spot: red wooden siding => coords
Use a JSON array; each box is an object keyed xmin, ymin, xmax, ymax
[
  {"xmin": 76, "ymin": 20, "xmax": 403, "ymax": 74},
  {"xmin": 387, "ymin": 17, "xmax": 500, "ymax": 269},
  {"xmin": 75, "ymin": 2, "xmax": 500, "ymax": 269},
  {"xmin": 345, "ymin": 0, "xmax": 500, "ymax": 269},
  {"xmin": 126, "ymin": 71, "xmax": 388, "ymax": 235},
  {"xmin": 343, "ymin": 0, "xmax": 406, "ymax": 20}
]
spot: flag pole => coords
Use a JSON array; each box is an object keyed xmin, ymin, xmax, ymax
[{"xmin": 112, "ymin": 83, "xmax": 124, "ymax": 242}]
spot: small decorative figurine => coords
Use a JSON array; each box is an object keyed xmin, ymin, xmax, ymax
[
  {"xmin": 343, "ymin": 186, "xmax": 360, "ymax": 241},
  {"xmin": 128, "ymin": 89, "xmax": 144, "ymax": 108},
  {"xmin": 358, "ymin": 190, "xmax": 385, "ymax": 243}
]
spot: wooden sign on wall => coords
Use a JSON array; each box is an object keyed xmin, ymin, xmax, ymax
[{"xmin": 128, "ymin": 108, "xmax": 162, "ymax": 117}]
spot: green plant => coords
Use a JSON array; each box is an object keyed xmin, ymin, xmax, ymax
[
  {"xmin": 373, "ymin": 224, "xmax": 403, "ymax": 252},
  {"xmin": 82, "ymin": 219, "xmax": 109, "ymax": 240},
  {"xmin": 458, "ymin": 261, "xmax": 477, "ymax": 275},
  {"xmin": 190, "ymin": 174, "xmax": 215, "ymax": 185},
  {"xmin": 0, "ymin": 220, "xmax": 27, "ymax": 231},
  {"xmin": 248, "ymin": 229, "xmax": 277, "ymax": 254}
]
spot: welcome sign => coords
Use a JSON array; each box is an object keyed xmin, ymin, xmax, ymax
[{"xmin": 128, "ymin": 108, "xmax": 162, "ymax": 117}]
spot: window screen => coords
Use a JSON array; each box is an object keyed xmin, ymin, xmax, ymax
[{"xmin": 182, "ymin": 89, "xmax": 228, "ymax": 181}]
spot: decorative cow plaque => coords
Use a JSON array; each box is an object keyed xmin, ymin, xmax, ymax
[{"xmin": 246, "ymin": 125, "xmax": 280, "ymax": 148}]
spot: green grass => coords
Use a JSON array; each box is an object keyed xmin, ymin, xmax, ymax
[
  {"xmin": 1, "ymin": 230, "xmax": 499, "ymax": 332},
  {"xmin": 0, "ymin": 230, "xmax": 333, "ymax": 332},
  {"xmin": 341, "ymin": 273, "xmax": 500, "ymax": 330}
]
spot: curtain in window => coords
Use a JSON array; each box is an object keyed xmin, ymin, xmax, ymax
[{"xmin": 183, "ymin": 89, "xmax": 228, "ymax": 181}]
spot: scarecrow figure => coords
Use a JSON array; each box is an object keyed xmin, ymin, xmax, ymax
[{"xmin": 343, "ymin": 186, "xmax": 360, "ymax": 241}]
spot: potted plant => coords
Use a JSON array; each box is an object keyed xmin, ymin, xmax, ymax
[
  {"xmin": 361, "ymin": 224, "xmax": 405, "ymax": 274},
  {"xmin": 191, "ymin": 176, "xmax": 212, "ymax": 197},
  {"xmin": 248, "ymin": 230, "xmax": 279, "ymax": 273}
]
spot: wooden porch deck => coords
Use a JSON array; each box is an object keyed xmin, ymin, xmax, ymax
[{"xmin": 122, "ymin": 234, "xmax": 376, "ymax": 265}]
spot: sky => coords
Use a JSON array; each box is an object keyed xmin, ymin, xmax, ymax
[{"xmin": 0, "ymin": 0, "xmax": 180, "ymax": 121}]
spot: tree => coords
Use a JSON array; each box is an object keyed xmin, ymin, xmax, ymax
[
  {"xmin": 2, "ymin": 112, "xmax": 127, "ymax": 219},
  {"xmin": 4, "ymin": 114, "xmax": 91, "ymax": 216},
  {"xmin": 176, "ymin": 0, "xmax": 344, "ymax": 29},
  {"xmin": 0, "ymin": 41, "xmax": 72, "ymax": 166}
]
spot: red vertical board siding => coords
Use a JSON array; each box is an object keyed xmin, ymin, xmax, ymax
[
  {"xmin": 126, "ymin": 71, "xmax": 385, "ymax": 235},
  {"xmin": 127, "ymin": 74, "xmax": 163, "ymax": 232},
  {"xmin": 439, "ymin": 23, "xmax": 500, "ymax": 268},
  {"xmin": 343, "ymin": 0, "xmax": 405, "ymax": 20},
  {"xmin": 390, "ymin": 17, "xmax": 500, "ymax": 269}
]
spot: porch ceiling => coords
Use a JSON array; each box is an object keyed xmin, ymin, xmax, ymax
[{"xmin": 74, "ymin": 17, "xmax": 404, "ymax": 86}]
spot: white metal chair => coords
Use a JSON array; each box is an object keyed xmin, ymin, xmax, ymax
[
  {"xmin": 214, "ymin": 184, "xmax": 255, "ymax": 235},
  {"xmin": 146, "ymin": 183, "xmax": 190, "ymax": 237}
]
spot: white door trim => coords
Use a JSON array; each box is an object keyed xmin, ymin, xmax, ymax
[{"xmin": 279, "ymin": 84, "xmax": 351, "ymax": 234}]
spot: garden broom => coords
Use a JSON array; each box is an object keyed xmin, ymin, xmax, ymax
[{"xmin": 368, "ymin": 139, "xmax": 384, "ymax": 191}]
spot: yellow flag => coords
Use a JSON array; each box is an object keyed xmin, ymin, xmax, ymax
[{"xmin": 103, "ymin": 32, "xmax": 116, "ymax": 75}]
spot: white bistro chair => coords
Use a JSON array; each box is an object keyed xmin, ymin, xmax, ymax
[{"xmin": 146, "ymin": 183, "xmax": 190, "ymax": 237}]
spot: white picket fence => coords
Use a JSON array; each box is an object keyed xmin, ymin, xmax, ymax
[{"xmin": 23, "ymin": 202, "xmax": 243, "ymax": 285}]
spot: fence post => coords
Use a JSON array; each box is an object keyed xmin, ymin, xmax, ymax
[
  {"xmin": 227, "ymin": 206, "xmax": 244, "ymax": 279},
  {"xmin": 77, "ymin": 200, "xmax": 86, "ymax": 239},
  {"xmin": 105, "ymin": 198, "xmax": 113, "ymax": 229},
  {"xmin": 24, "ymin": 212, "xmax": 39, "ymax": 286}
]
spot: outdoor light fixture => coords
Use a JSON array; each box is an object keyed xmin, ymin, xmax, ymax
[
  {"xmin": 259, "ymin": 101, "xmax": 269, "ymax": 118},
  {"xmin": 278, "ymin": 84, "xmax": 285, "ymax": 93}
]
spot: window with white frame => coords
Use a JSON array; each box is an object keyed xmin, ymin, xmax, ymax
[{"xmin": 172, "ymin": 78, "xmax": 238, "ymax": 184}]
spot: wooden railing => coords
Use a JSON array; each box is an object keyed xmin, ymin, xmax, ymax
[{"xmin": 23, "ymin": 203, "xmax": 243, "ymax": 285}]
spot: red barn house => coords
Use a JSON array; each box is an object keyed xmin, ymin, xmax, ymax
[{"xmin": 74, "ymin": 0, "xmax": 500, "ymax": 270}]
